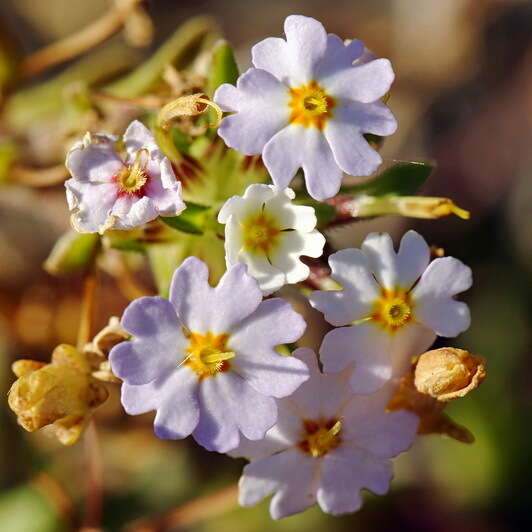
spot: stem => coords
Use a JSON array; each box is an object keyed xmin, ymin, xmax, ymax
[
  {"xmin": 21, "ymin": 0, "xmax": 144, "ymax": 78},
  {"xmin": 81, "ymin": 420, "xmax": 104, "ymax": 531},
  {"xmin": 77, "ymin": 270, "xmax": 97, "ymax": 350},
  {"xmin": 126, "ymin": 484, "xmax": 238, "ymax": 532}
]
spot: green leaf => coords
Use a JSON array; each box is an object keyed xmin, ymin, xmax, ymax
[
  {"xmin": 340, "ymin": 161, "xmax": 434, "ymax": 197},
  {"xmin": 206, "ymin": 40, "xmax": 239, "ymax": 97},
  {"xmin": 43, "ymin": 231, "xmax": 100, "ymax": 276},
  {"xmin": 160, "ymin": 202, "xmax": 211, "ymax": 235}
]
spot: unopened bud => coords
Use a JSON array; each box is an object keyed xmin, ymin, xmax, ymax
[{"xmin": 414, "ymin": 348, "xmax": 486, "ymax": 402}]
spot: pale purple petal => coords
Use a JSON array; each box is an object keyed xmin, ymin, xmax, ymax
[
  {"xmin": 412, "ymin": 257, "xmax": 472, "ymax": 337},
  {"xmin": 324, "ymin": 120, "xmax": 383, "ymax": 177},
  {"xmin": 319, "ymin": 324, "xmax": 392, "ymax": 394},
  {"xmin": 110, "ymin": 296, "xmax": 185, "ymax": 385},
  {"xmin": 65, "ymin": 179, "xmax": 117, "ymax": 233},
  {"xmin": 123, "ymin": 119, "xmax": 160, "ymax": 156},
  {"xmin": 239, "ymin": 448, "xmax": 318, "ymax": 519},
  {"xmin": 230, "ymin": 298, "xmax": 308, "ymax": 398},
  {"xmin": 66, "ymin": 134, "xmax": 123, "ymax": 183},
  {"xmin": 251, "ymin": 37, "xmax": 291, "ymax": 83},
  {"xmin": 321, "ymin": 58, "xmax": 395, "ymax": 103},
  {"xmin": 215, "ymin": 69, "xmax": 289, "ymax": 155},
  {"xmin": 193, "ymin": 372, "xmax": 277, "ymax": 453},
  {"xmin": 144, "ymin": 175, "xmax": 185, "ymax": 216},
  {"xmin": 112, "ymin": 196, "xmax": 158, "ymax": 230},
  {"xmin": 169, "ymin": 258, "xmax": 262, "ymax": 334},
  {"xmin": 310, "ymin": 248, "xmax": 380, "ymax": 326},
  {"xmin": 283, "ymin": 15, "xmax": 328, "ymax": 85},
  {"xmin": 342, "ymin": 404, "xmax": 418, "ymax": 458},
  {"xmin": 317, "ymin": 446, "xmax": 393, "ymax": 514},
  {"xmin": 315, "ymin": 34, "xmax": 364, "ymax": 79}
]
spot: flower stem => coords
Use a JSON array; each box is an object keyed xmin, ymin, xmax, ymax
[
  {"xmin": 77, "ymin": 269, "xmax": 97, "ymax": 350},
  {"xmin": 81, "ymin": 420, "xmax": 104, "ymax": 531},
  {"xmin": 125, "ymin": 484, "xmax": 238, "ymax": 531}
]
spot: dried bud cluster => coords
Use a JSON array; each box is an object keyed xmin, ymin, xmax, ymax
[
  {"xmin": 8, "ymin": 344, "xmax": 109, "ymax": 445},
  {"xmin": 388, "ymin": 347, "xmax": 486, "ymax": 444}
]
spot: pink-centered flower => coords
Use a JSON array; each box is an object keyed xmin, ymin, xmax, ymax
[
  {"xmin": 310, "ymin": 231, "xmax": 472, "ymax": 394},
  {"xmin": 65, "ymin": 120, "xmax": 185, "ymax": 233},
  {"xmin": 214, "ymin": 14, "xmax": 397, "ymax": 201},
  {"xmin": 232, "ymin": 348, "xmax": 418, "ymax": 519},
  {"xmin": 109, "ymin": 257, "xmax": 309, "ymax": 453}
]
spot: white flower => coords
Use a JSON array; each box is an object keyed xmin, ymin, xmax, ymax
[
  {"xmin": 214, "ymin": 15, "xmax": 397, "ymax": 200},
  {"xmin": 310, "ymin": 231, "xmax": 472, "ymax": 394},
  {"xmin": 218, "ymin": 184, "xmax": 325, "ymax": 295},
  {"xmin": 232, "ymin": 348, "xmax": 418, "ymax": 519}
]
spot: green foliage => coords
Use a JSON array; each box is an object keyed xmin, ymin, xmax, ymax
[
  {"xmin": 340, "ymin": 161, "xmax": 434, "ymax": 197},
  {"xmin": 43, "ymin": 231, "xmax": 100, "ymax": 276},
  {"xmin": 206, "ymin": 40, "xmax": 239, "ymax": 97},
  {"xmin": 160, "ymin": 202, "xmax": 211, "ymax": 235}
]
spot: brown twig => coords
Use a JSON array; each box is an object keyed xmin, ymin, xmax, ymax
[
  {"xmin": 21, "ymin": 0, "xmax": 144, "ymax": 79},
  {"xmin": 77, "ymin": 270, "xmax": 98, "ymax": 350},
  {"xmin": 126, "ymin": 484, "xmax": 239, "ymax": 532},
  {"xmin": 10, "ymin": 163, "xmax": 69, "ymax": 187}
]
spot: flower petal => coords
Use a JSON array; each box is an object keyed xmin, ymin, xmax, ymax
[
  {"xmin": 110, "ymin": 297, "xmax": 185, "ymax": 384},
  {"xmin": 169, "ymin": 258, "xmax": 262, "ymax": 334},
  {"xmin": 412, "ymin": 257, "xmax": 472, "ymax": 337},
  {"xmin": 310, "ymin": 248, "xmax": 380, "ymax": 326},
  {"xmin": 319, "ymin": 324, "xmax": 392, "ymax": 394},
  {"xmin": 239, "ymin": 448, "xmax": 318, "ymax": 519},
  {"xmin": 317, "ymin": 446, "xmax": 392, "ymax": 515},
  {"xmin": 251, "ymin": 37, "xmax": 291, "ymax": 83},
  {"xmin": 283, "ymin": 15, "xmax": 328, "ymax": 85},
  {"xmin": 316, "ymin": 34, "xmax": 364, "ymax": 79},
  {"xmin": 361, "ymin": 232, "xmax": 398, "ymax": 290},
  {"xmin": 396, "ymin": 230, "xmax": 430, "ymax": 289},
  {"xmin": 322, "ymin": 58, "xmax": 395, "ymax": 103},
  {"xmin": 123, "ymin": 119, "xmax": 160, "ymax": 156},
  {"xmin": 215, "ymin": 68, "xmax": 290, "ymax": 155},
  {"xmin": 230, "ymin": 298, "xmax": 308, "ymax": 398},
  {"xmin": 193, "ymin": 372, "xmax": 277, "ymax": 453}
]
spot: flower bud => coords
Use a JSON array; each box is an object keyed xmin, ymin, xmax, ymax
[
  {"xmin": 414, "ymin": 348, "xmax": 486, "ymax": 401},
  {"xmin": 8, "ymin": 344, "xmax": 108, "ymax": 445}
]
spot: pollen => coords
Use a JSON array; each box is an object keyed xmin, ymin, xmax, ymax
[
  {"xmin": 116, "ymin": 149, "xmax": 149, "ymax": 196},
  {"xmin": 371, "ymin": 288, "xmax": 413, "ymax": 332},
  {"xmin": 184, "ymin": 331, "xmax": 234, "ymax": 379},
  {"xmin": 241, "ymin": 211, "xmax": 281, "ymax": 255},
  {"xmin": 288, "ymin": 81, "xmax": 335, "ymax": 130},
  {"xmin": 297, "ymin": 418, "xmax": 342, "ymax": 458}
]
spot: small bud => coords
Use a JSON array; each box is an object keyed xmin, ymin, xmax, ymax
[
  {"xmin": 8, "ymin": 344, "xmax": 108, "ymax": 445},
  {"xmin": 351, "ymin": 195, "xmax": 470, "ymax": 220},
  {"xmin": 414, "ymin": 348, "xmax": 486, "ymax": 401}
]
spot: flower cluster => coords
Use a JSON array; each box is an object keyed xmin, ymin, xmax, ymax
[{"xmin": 7, "ymin": 12, "xmax": 486, "ymax": 523}]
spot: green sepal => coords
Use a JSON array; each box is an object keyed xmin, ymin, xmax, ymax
[
  {"xmin": 43, "ymin": 231, "xmax": 100, "ymax": 276},
  {"xmin": 206, "ymin": 40, "xmax": 239, "ymax": 97},
  {"xmin": 340, "ymin": 161, "xmax": 434, "ymax": 197},
  {"xmin": 160, "ymin": 202, "xmax": 211, "ymax": 235}
]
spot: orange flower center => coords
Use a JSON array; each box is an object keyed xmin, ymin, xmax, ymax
[
  {"xmin": 241, "ymin": 212, "xmax": 281, "ymax": 255},
  {"xmin": 288, "ymin": 81, "xmax": 336, "ymax": 130},
  {"xmin": 297, "ymin": 418, "xmax": 342, "ymax": 457},
  {"xmin": 371, "ymin": 288, "xmax": 413, "ymax": 332},
  {"xmin": 184, "ymin": 331, "xmax": 234, "ymax": 379}
]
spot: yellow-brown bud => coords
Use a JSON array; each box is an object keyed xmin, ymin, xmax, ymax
[
  {"xmin": 414, "ymin": 348, "xmax": 487, "ymax": 401},
  {"xmin": 8, "ymin": 344, "xmax": 108, "ymax": 445}
]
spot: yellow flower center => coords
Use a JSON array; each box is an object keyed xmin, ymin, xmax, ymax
[
  {"xmin": 183, "ymin": 331, "xmax": 235, "ymax": 380},
  {"xmin": 288, "ymin": 81, "xmax": 336, "ymax": 130},
  {"xmin": 241, "ymin": 212, "xmax": 281, "ymax": 255},
  {"xmin": 298, "ymin": 419, "xmax": 342, "ymax": 458},
  {"xmin": 116, "ymin": 149, "xmax": 149, "ymax": 196},
  {"xmin": 371, "ymin": 288, "xmax": 413, "ymax": 332}
]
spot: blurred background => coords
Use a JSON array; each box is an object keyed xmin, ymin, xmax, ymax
[{"xmin": 0, "ymin": 0, "xmax": 531, "ymax": 530}]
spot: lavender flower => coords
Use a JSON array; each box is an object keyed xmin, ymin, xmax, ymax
[
  {"xmin": 310, "ymin": 231, "xmax": 472, "ymax": 394},
  {"xmin": 109, "ymin": 257, "xmax": 309, "ymax": 453},
  {"xmin": 214, "ymin": 14, "xmax": 396, "ymax": 200},
  {"xmin": 232, "ymin": 348, "xmax": 417, "ymax": 518},
  {"xmin": 65, "ymin": 120, "xmax": 185, "ymax": 233}
]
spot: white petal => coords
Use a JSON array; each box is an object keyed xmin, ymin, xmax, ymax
[
  {"xmin": 251, "ymin": 37, "xmax": 291, "ymax": 83},
  {"xmin": 396, "ymin": 230, "xmax": 430, "ymax": 289},
  {"xmin": 263, "ymin": 191, "xmax": 317, "ymax": 232},
  {"xmin": 238, "ymin": 249, "xmax": 286, "ymax": 295},
  {"xmin": 310, "ymin": 248, "xmax": 380, "ymax": 326},
  {"xmin": 123, "ymin": 120, "xmax": 160, "ymax": 157},
  {"xmin": 361, "ymin": 232, "xmax": 398, "ymax": 290}
]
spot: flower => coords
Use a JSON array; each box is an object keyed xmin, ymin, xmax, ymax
[
  {"xmin": 232, "ymin": 348, "xmax": 418, "ymax": 519},
  {"xmin": 310, "ymin": 231, "xmax": 472, "ymax": 394},
  {"xmin": 8, "ymin": 344, "xmax": 109, "ymax": 445},
  {"xmin": 65, "ymin": 120, "xmax": 185, "ymax": 233},
  {"xmin": 218, "ymin": 184, "xmax": 325, "ymax": 294},
  {"xmin": 109, "ymin": 257, "xmax": 309, "ymax": 453},
  {"xmin": 214, "ymin": 15, "xmax": 396, "ymax": 201}
]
